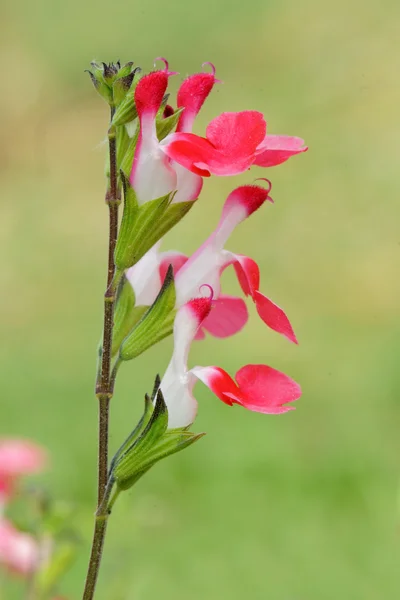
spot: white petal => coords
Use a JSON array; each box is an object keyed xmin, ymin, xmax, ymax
[
  {"xmin": 172, "ymin": 163, "xmax": 203, "ymax": 203},
  {"xmin": 160, "ymin": 302, "xmax": 203, "ymax": 428},
  {"xmin": 131, "ymin": 115, "xmax": 177, "ymax": 205},
  {"xmin": 125, "ymin": 242, "xmax": 162, "ymax": 306}
]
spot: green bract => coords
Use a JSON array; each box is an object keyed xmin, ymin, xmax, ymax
[
  {"xmin": 156, "ymin": 106, "xmax": 184, "ymax": 141},
  {"xmin": 119, "ymin": 266, "xmax": 176, "ymax": 361},
  {"xmin": 111, "ymin": 277, "xmax": 148, "ymax": 357},
  {"xmin": 111, "ymin": 388, "xmax": 204, "ymax": 492},
  {"xmin": 114, "ymin": 176, "xmax": 193, "ymax": 272}
]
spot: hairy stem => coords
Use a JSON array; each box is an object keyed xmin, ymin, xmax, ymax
[{"xmin": 82, "ymin": 110, "xmax": 120, "ymax": 600}]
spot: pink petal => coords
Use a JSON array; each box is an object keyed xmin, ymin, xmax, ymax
[
  {"xmin": 192, "ymin": 366, "xmax": 240, "ymax": 406},
  {"xmin": 196, "ymin": 295, "xmax": 248, "ymax": 339},
  {"xmin": 231, "ymin": 364, "xmax": 301, "ymax": 412},
  {"xmin": 232, "ymin": 255, "xmax": 297, "ymax": 343},
  {"xmin": 162, "ymin": 133, "xmax": 256, "ymax": 176},
  {"xmin": 0, "ymin": 520, "xmax": 39, "ymax": 576},
  {"xmin": 177, "ymin": 71, "xmax": 218, "ymax": 133},
  {"xmin": 253, "ymin": 290, "xmax": 298, "ymax": 344},
  {"xmin": 254, "ymin": 135, "xmax": 308, "ymax": 167},
  {"xmin": 0, "ymin": 440, "xmax": 47, "ymax": 478},
  {"xmin": 206, "ymin": 111, "xmax": 266, "ymax": 158},
  {"xmin": 233, "ymin": 254, "xmax": 260, "ymax": 297},
  {"xmin": 158, "ymin": 251, "xmax": 188, "ymax": 283},
  {"xmin": 192, "ymin": 364, "xmax": 301, "ymax": 414}
]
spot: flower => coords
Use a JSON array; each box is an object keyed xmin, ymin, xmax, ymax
[
  {"xmin": 126, "ymin": 182, "xmax": 296, "ymax": 343},
  {"xmin": 0, "ymin": 439, "xmax": 47, "ymax": 503},
  {"xmin": 161, "ymin": 110, "xmax": 307, "ymax": 176},
  {"xmin": 0, "ymin": 519, "xmax": 39, "ymax": 576},
  {"xmin": 129, "ymin": 60, "xmax": 218, "ymax": 204},
  {"xmin": 160, "ymin": 295, "xmax": 301, "ymax": 428}
]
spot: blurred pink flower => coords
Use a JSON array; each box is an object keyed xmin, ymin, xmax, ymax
[
  {"xmin": 0, "ymin": 519, "xmax": 39, "ymax": 576},
  {"xmin": 0, "ymin": 439, "xmax": 47, "ymax": 502}
]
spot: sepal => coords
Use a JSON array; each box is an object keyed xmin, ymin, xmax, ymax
[
  {"xmin": 112, "ymin": 388, "xmax": 204, "ymax": 492},
  {"xmin": 112, "ymin": 83, "xmax": 139, "ymax": 126},
  {"xmin": 86, "ymin": 63, "xmax": 113, "ymax": 105},
  {"xmin": 111, "ymin": 276, "xmax": 148, "ymax": 357},
  {"xmin": 119, "ymin": 266, "xmax": 176, "ymax": 360},
  {"xmin": 156, "ymin": 107, "xmax": 184, "ymax": 141},
  {"xmin": 114, "ymin": 175, "xmax": 194, "ymax": 271},
  {"xmin": 114, "ymin": 176, "xmax": 172, "ymax": 270}
]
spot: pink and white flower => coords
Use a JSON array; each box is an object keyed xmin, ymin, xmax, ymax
[
  {"xmin": 130, "ymin": 60, "xmax": 219, "ymax": 205},
  {"xmin": 0, "ymin": 519, "xmax": 39, "ymax": 576},
  {"xmin": 126, "ymin": 183, "xmax": 296, "ymax": 343},
  {"xmin": 161, "ymin": 110, "xmax": 307, "ymax": 177},
  {"xmin": 129, "ymin": 60, "xmax": 177, "ymax": 204},
  {"xmin": 0, "ymin": 439, "xmax": 47, "ymax": 504},
  {"xmin": 160, "ymin": 296, "xmax": 301, "ymax": 428}
]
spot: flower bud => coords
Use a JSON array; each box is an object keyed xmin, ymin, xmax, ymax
[{"xmin": 87, "ymin": 61, "xmax": 138, "ymax": 107}]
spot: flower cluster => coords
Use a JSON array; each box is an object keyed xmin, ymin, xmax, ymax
[{"xmin": 88, "ymin": 58, "xmax": 307, "ymax": 493}]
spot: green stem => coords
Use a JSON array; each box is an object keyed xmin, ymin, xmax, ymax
[{"xmin": 82, "ymin": 106, "xmax": 120, "ymax": 600}]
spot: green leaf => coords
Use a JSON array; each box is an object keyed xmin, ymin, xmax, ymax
[
  {"xmin": 119, "ymin": 266, "xmax": 176, "ymax": 360},
  {"xmin": 156, "ymin": 107, "xmax": 184, "ymax": 140}
]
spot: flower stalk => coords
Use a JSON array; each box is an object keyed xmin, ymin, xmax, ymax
[{"xmin": 82, "ymin": 106, "xmax": 121, "ymax": 600}]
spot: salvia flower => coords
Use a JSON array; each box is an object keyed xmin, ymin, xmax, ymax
[
  {"xmin": 160, "ymin": 295, "xmax": 301, "ymax": 428},
  {"xmin": 129, "ymin": 60, "xmax": 219, "ymax": 205},
  {"xmin": 0, "ymin": 519, "xmax": 39, "ymax": 576},
  {"xmin": 125, "ymin": 182, "xmax": 296, "ymax": 344},
  {"xmin": 0, "ymin": 439, "xmax": 47, "ymax": 503}
]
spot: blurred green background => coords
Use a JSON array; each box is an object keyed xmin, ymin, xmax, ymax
[{"xmin": 1, "ymin": 0, "xmax": 400, "ymax": 598}]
